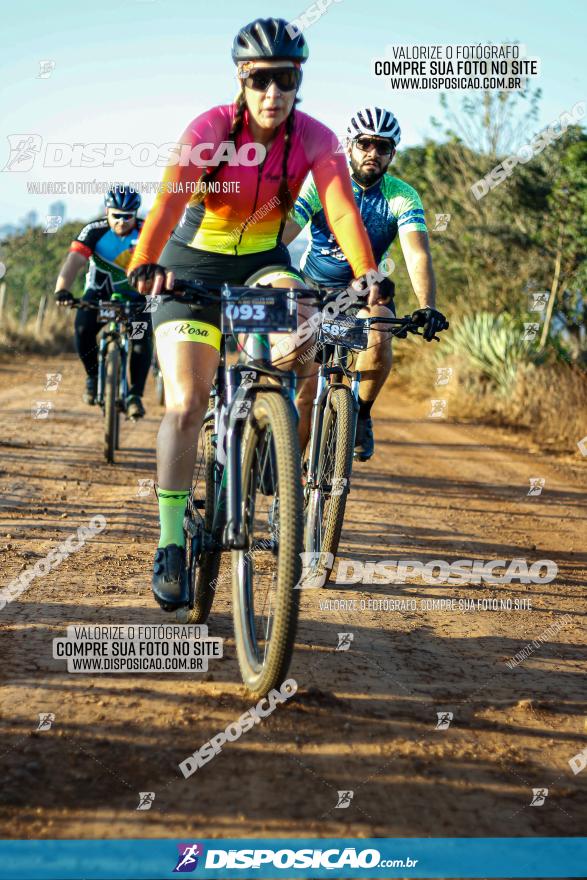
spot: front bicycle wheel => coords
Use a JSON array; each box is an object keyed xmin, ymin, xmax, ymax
[
  {"xmin": 232, "ymin": 391, "xmax": 303, "ymax": 697},
  {"xmin": 305, "ymin": 386, "xmax": 355, "ymax": 586},
  {"xmin": 104, "ymin": 343, "xmax": 120, "ymax": 464},
  {"xmin": 187, "ymin": 420, "xmax": 221, "ymax": 624}
]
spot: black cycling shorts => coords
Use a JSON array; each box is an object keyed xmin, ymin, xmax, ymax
[{"xmin": 151, "ymin": 239, "xmax": 304, "ymax": 350}]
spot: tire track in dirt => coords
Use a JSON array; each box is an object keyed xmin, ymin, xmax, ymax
[{"xmin": 0, "ymin": 354, "xmax": 585, "ymax": 839}]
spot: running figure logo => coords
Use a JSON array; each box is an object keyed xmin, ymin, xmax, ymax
[
  {"xmin": 336, "ymin": 632, "xmax": 354, "ymax": 651},
  {"xmin": 32, "ymin": 401, "xmax": 54, "ymax": 419},
  {"xmin": 528, "ymin": 478, "xmax": 545, "ymax": 496},
  {"xmin": 130, "ymin": 322, "xmax": 148, "ymax": 340},
  {"xmin": 335, "ymin": 790, "xmax": 354, "ymax": 809},
  {"xmin": 36, "ymin": 713, "xmax": 55, "ymax": 731},
  {"xmin": 3, "ymin": 135, "xmax": 42, "ymax": 171},
  {"xmin": 142, "ymin": 297, "xmax": 160, "ymax": 314},
  {"xmin": 435, "ymin": 711, "xmax": 453, "ymax": 730},
  {"xmin": 428, "ymin": 399, "xmax": 447, "ymax": 419},
  {"xmin": 523, "ymin": 322, "xmax": 540, "ymax": 342},
  {"xmin": 529, "ymin": 292, "xmax": 549, "ymax": 312},
  {"xmin": 295, "ymin": 551, "xmax": 334, "ymax": 589},
  {"xmin": 433, "ymin": 213, "xmax": 451, "ymax": 232},
  {"xmin": 173, "ymin": 843, "xmax": 204, "ymax": 872},
  {"xmin": 435, "ymin": 367, "xmax": 453, "ymax": 387},
  {"xmin": 136, "ymin": 791, "xmax": 155, "ymax": 811},
  {"xmin": 44, "ymin": 215, "xmax": 63, "ymax": 234},
  {"xmin": 37, "ymin": 60, "xmax": 56, "ymax": 79},
  {"xmin": 44, "ymin": 373, "xmax": 62, "ymax": 391}
]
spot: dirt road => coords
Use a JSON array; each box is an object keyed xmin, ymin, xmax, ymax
[{"xmin": 1, "ymin": 354, "xmax": 586, "ymax": 840}]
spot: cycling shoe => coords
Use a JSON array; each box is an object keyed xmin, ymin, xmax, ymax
[
  {"xmin": 126, "ymin": 395, "xmax": 145, "ymax": 420},
  {"xmin": 354, "ymin": 416, "xmax": 374, "ymax": 461},
  {"xmin": 152, "ymin": 544, "xmax": 189, "ymax": 612},
  {"xmin": 83, "ymin": 375, "xmax": 98, "ymax": 406}
]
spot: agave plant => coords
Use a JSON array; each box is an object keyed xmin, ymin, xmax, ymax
[{"xmin": 441, "ymin": 312, "xmax": 534, "ymax": 393}]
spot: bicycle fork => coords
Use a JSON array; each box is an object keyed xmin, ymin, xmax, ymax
[{"xmin": 306, "ymin": 365, "xmax": 361, "ymax": 488}]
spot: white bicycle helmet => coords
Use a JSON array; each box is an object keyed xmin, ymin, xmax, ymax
[{"xmin": 347, "ymin": 107, "xmax": 401, "ymax": 146}]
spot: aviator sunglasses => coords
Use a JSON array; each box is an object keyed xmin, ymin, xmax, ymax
[
  {"xmin": 354, "ymin": 136, "xmax": 394, "ymax": 156},
  {"xmin": 240, "ymin": 67, "xmax": 302, "ymax": 93}
]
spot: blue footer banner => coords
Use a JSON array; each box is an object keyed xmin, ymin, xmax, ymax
[{"xmin": 0, "ymin": 838, "xmax": 586, "ymax": 879}]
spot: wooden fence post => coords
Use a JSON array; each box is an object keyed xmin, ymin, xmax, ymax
[
  {"xmin": 0, "ymin": 283, "xmax": 6, "ymax": 321},
  {"xmin": 36, "ymin": 295, "xmax": 48, "ymax": 334},
  {"xmin": 20, "ymin": 292, "xmax": 29, "ymax": 328}
]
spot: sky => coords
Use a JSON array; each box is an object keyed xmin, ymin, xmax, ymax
[{"xmin": 0, "ymin": 0, "xmax": 585, "ymax": 226}]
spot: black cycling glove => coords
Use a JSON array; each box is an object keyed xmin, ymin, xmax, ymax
[
  {"xmin": 373, "ymin": 276, "xmax": 395, "ymax": 303},
  {"xmin": 127, "ymin": 263, "xmax": 167, "ymax": 291},
  {"xmin": 351, "ymin": 274, "xmax": 395, "ymax": 303},
  {"xmin": 411, "ymin": 307, "xmax": 448, "ymax": 341},
  {"xmin": 55, "ymin": 290, "xmax": 74, "ymax": 306}
]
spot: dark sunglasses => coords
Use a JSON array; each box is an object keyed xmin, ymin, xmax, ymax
[
  {"xmin": 111, "ymin": 211, "xmax": 136, "ymax": 221},
  {"xmin": 354, "ymin": 137, "xmax": 394, "ymax": 156},
  {"xmin": 242, "ymin": 67, "xmax": 301, "ymax": 93}
]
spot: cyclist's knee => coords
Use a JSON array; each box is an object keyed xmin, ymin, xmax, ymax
[{"xmin": 165, "ymin": 387, "xmax": 209, "ymax": 428}]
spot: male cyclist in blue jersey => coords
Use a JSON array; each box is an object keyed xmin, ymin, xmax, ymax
[
  {"xmin": 283, "ymin": 106, "xmax": 447, "ymax": 460},
  {"xmin": 54, "ymin": 185, "xmax": 152, "ymax": 419}
]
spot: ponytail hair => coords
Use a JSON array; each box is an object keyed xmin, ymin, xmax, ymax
[
  {"xmin": 277, "ymin": 100, "xmax": 299, "ymax": 222},
  {"xmin": 189, "ymin": 89, "xmax": 248, "ymax": 207}
]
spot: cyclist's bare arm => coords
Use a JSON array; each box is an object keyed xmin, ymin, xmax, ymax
[
  {"xmin": 55, "ymin": 251, "xmax": 87, "ymax": 293},
  {"xmin": 400, "ymin": 230, "xmax": 436, "ymax": 308},
  {"xmin": 282, "ymin": 219, "xmax": 303, "ymax": 246}
]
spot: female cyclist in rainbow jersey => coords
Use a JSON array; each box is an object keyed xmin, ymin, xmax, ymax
[{"xmin": 127, "ymin": 17, "xmax": 379, "ymax": 611}]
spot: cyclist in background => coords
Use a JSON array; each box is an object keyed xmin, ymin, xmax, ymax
[
  {"xmin": 54, "ymin": 186, "xmax": 152, "ymax": 419},
  {"xmin": 283, "ymin": 106, "xmax": 447, "ymax": 460},
  {"xmin": 126, "ymin": 18, "xmax": 380, "ymax": 611}
]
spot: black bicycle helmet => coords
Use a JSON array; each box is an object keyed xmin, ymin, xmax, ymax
[
  {"xmin": 104, "ymin": 185, "xmax": 141, "ymax": 212},
  {"xmin": 232, "ymin": 17, "xmax": 309, "ymax": 64}
]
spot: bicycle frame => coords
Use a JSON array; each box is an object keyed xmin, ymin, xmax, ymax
[
  {"xmin": 96, "ymin": 321, "xmax": 129, "ymax": 408},
  {"xmin": 305, "ymin": 339, "xmax": 361, "ymax": 491},
  {"xmin": 208, "ymin": 331, "xmax": 298, "ymax": 552}
]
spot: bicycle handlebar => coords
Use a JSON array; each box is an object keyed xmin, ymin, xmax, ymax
[
  {"xmin": 68, "ymin": 298, "xmax": 146, "ymax": 315},
  {"xmin": 92, "ymin": 280, "xmax": 448, "ymax": 341}
]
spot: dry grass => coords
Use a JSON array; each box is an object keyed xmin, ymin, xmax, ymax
[
  {"xmin": 392, "ymin": 340, "xmax": 587, "ymax": 454},
  {"xmin": 509, "ymin": 362, "xmax": 587, "ymax": 451},
  {"xmin": 0, "ymin": 309, "xmax": 75, "ymax": 357}
]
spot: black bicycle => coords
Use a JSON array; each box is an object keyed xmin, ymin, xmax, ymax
[
  {"xmin": 71, "ymin": 297, "xmax": 148, "ymax": 463},
  {"xmin": 172, "ymin": 280, "xmax": 304, "ymax": 696},
  {"xmin": 303, "ymin": 305, "xmax": 446, "ymax": 587}
]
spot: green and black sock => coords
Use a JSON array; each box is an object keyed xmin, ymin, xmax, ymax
[{"xmin": 157, "ymin": 488, "xmax": 190, "ymax": 549}]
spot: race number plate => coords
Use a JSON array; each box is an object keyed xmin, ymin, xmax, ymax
[
  {"xmin": 321, "ymin": 316, "xmax": 369, "ymax": 350},
  {"xmin": 98, "ymin": 307, "xmax": 116, "ymax": 321},
  {"xmin": 221, "ymin": 287, "xmax": 297, "ymax": 334}
]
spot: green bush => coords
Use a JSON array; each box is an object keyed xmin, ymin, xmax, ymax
[{"xmin": 441, "ymin": 312, "xmax": 534, "ymax": 394}]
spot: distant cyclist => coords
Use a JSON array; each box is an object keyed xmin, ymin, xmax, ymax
[
  {"xmin": 54, "ymin": 185, "xmax": 152, "ymax": 419},
  {"xmin": 284, "ymin": 106, "xmax": 447, "ymax": 460},
  {"xmin": 126, "ymin": 18, "xmax": 380, "ymax": 611}
]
